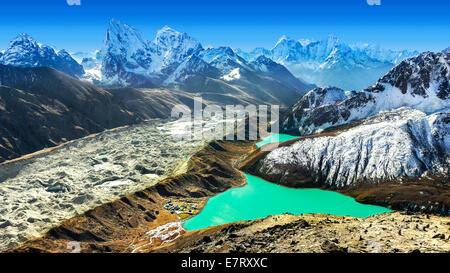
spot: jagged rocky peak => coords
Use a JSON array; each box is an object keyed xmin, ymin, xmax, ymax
[
  {"xmin": 270, "ymin": 36, "xmax": 305, "ymax": 61},
  {"xmin": 251, "ymin": 55, "xmax": 280, "ymax": 68},
  {"xmin": 99, "ymin": 19, "xmax": 156, "ymax": 86},
  {"xmin": 103, "ymin": 18, "xmax": 152, "ymax": 55},
  {"xmin": 270, "ymin": 34, "xmax": 344, "ymax": 62},
  {"xmin": 373, "ymin": 51, "xmax": 449, "ymax": 100},
  {"xmin": 1, "ymin": 34, "xmax": 40, "ymax": 65},
  {"xmin": 155, "ymin": 25, "xmax": 202, "ymax": 61},
  {"xmin": 98, "ymin": 19, "xmax": 206, "ymax": 86},
  {"xmin": 281, "ymin": 51, "xmax": 450, "ymax": 135},
  {"xmin": 250, "ymin": 54, "xmax": 284, "ymax": 73},
  {"xmin": 163, "ymin": 54, "xmax": 219, "ymax": 84},
  {"xmin": 198, "ymin": 46, "xmax": 248, "ymax": 74},
  {"xmin": 200, "ymin": 46, "xmax": 240, "ymax": 62},
  {"xmin": 297, "ymin": 87, "xmax": 347, "ymax": 109},
  {"xmin": 102, "ymin": 19, "xmax": 202, "ymax": 64},
  {"xmin": 0, "ymin": 33, "xmax": 84, "ymax": 77}
]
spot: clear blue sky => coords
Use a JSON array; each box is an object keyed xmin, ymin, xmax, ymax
[{"xmin": 0, "ymin": 0, "xmax": 449, "ymax": 53}]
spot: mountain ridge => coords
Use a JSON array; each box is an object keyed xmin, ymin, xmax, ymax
[
  {"xmin": 236, "ymin": 35, "xmax": 419, "ymax": 90},
  {"xmin": 0, "ymin": 34, "xmax": 84, "ymax": 78},
  {"xmin": 92, "ymin": 19, "xmax": 311, "ymax": 107}
]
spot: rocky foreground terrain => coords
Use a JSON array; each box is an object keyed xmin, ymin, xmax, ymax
[{"xmin": 156, "ymin": 212, "xmax": 449, "ymax": 253}]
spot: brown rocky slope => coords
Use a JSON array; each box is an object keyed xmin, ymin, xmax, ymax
[{"xmin": 155, "ymin": 212, "xmax": 450, "ymax": 253}]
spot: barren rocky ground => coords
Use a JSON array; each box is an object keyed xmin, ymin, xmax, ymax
[{"xmin": 158, "ymin": 212, "xmax": 450, "ymax": 253}]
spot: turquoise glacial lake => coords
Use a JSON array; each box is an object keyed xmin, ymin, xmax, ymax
[
  {"xmin": 183, "ymin": 134, "xmax": 392, "ymax": 231},
  {"xmin": 255, "ymin": 133, "xmax": 300, "ymax": 147}
]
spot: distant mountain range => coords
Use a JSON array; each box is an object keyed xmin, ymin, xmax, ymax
[
  {"xmin": 0, "ymin": 18, "xmax": 420, "ymax": 96},
  {"xmin": 86, "ymin": 19, "xmax": 313, "ymax": 107},
  {"xmin": 237, "ymin": 35, "xmax": 419, "ymax": 90}
]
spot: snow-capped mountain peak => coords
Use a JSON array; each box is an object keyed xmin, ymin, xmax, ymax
[
  {"xmin": 238, "ymin": 35, "xmax": 419, "ymax": 90},
  {"xmin": 154, "ymin": 25, "xmax": 203, "ymax": 65},
  {"xmin": 96, "ymin": 19, "xmax": 206, "ymax": 86},
  {"xmin": 0, "ymin": 33, "xmax": 84, "ymax": 77},
  {"xmin": 11, "ymin": 33, "xmax": 38, "ymax": 48},
  {"xmin": 1, "ymin": 34, "xmax": 40, "ymax": 66},
  {"xmin": 198, "ymin": 46, "xmax": 249, "ymax": 74},
  {"xmin": 273, "ymin": 35, "xmax": 291, "ymax": 49},
  {"xmin": 156, "ymin": 25, "xmax": 174, "ymax": 35},
  {"xmin": 102, "ymin": 18, "xmax": 152, "ymax": 58},
  {"xmin": 442, "ymin": 47, "xmax": 450, "ymax": 55}
]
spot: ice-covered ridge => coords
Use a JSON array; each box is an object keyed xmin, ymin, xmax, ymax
[{"xmin": 260, "ymin": 107, "xmax": 449, "ymax": 188}]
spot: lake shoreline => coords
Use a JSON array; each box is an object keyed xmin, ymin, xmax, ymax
[{"xmin": 183, "ymin": 172, "xmax": 391, "ymax": 231}]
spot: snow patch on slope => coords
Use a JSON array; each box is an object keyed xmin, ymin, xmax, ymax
[{"xmin": 221, "ymin": 68, "xmax": 241, "ymax": 81}]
